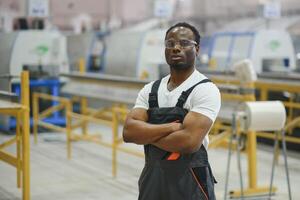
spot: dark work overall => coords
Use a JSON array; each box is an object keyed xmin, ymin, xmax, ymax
[{"xmin": 138, "ymin": 79, "xmax": 217, "ymax": 200}]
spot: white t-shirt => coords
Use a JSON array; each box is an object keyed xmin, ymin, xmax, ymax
[{"xmin": 134, "ymin": 69, "xmax": 221, "ymax": 149}]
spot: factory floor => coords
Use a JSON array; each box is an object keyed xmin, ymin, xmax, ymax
[{"xmin": 0, "ymin": 125, "xmax": 299, "ymax": 200}]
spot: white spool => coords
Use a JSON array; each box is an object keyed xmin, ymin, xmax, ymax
[
  {"xmin": 244, "ymin": 101, "xmax": 286, "ymax": 131},
  {"xmin": 233, "ymin": 59, "xmax": 257, "ymax": 84}
]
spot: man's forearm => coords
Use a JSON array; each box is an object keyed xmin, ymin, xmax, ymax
[
  {"xmin": 153, "ymin": 112, "xmax": 212, "ymax": 154},
  {"xmin": 153, "ymin": 130, "xmax": 193, "ymax": 154},
  {"xmin": 153, "ymin": 129, "xmax": 204, "ymax": 154},
  {"xmin": 123, "ymin": 119, "xmax": 181, "ymax": 145}
]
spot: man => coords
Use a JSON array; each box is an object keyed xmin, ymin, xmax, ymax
[{"xmin": 123, "ymin": 22, "xmax": 221, "ymax": 200}]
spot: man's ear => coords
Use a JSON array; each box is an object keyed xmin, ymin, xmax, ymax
[{"xmin": 195, "ymin": 45, "xmax": 200, "ymax": 55}]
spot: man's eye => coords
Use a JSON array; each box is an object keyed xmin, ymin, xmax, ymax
[
  {"xmin": 167, "ymin": 41, "xmax": 175, "ymax": 47},
  {"xmin": 180, "ymin": 40, "xmax": 190, "ymax": 46}
]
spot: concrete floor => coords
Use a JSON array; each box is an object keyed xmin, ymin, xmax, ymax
[{"xmin": 0, "ymin": 125, "xmax": 299, "ymax": 200}]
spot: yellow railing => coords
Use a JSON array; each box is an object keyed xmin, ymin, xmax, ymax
[
  {"xmin": 33, "ymin": 92, "xmax": 143, "ymax": 177},
  {"xmin": 0, "ymin": 71, "xmax": 30, "ymax": 200},
  {"xmin": 32, "ymin": 93, "xmax": 72, "ymax": 144},
  {"xmin": 66, "ymin": 102, "xmax": 143, "ymax": 178}
]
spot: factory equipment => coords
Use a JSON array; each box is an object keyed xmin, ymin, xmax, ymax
[
  {"xmin": 72, "ymin": 29, "xmax": 225, "ymax": 80},
  {"xmin": 67, "ymin": 32, "xmax": 94, "ymax": 71},
  {"xmin": 67, "ymin": 18, "xmax": 300, "ymax": 81},
  {"xmin": 0, "ymin": 30, "xmax": 69, "ymax": 78},
  {"xmin": 102, "ymin": 28, "xmax": 296, "ymax": 81},
  {"xmin": 103, "ymin": 28, "xmax": 297, "ymax": 79},
  {"xmin": 103, "ymin": 28, "xmax": 167, "ymax": 80},
  {"xmin": 0, "ymin": 30, "xmax": 69, "ymax": 130},
  {"xmin": 67, "ymin": 32, "xmax": 108, "ymax": 72},
  {"xmin": 67, "ymin": 19, "xmax": 167, "ymax": 79},
  {"xmin": 203, "ymin": 17, "xmax": 300, "ymax": 73},
  {"xmin": 207, "ymin": 59, "xmax": 294, "ymax": 197},
  {"xmin": 291, "ymin": 35, "xmax": 300, "ymax": 71},
  {"xmin": 206, "ymin": 30, "xmax": 296, "ymax": 73},
  {"xmin": 224, "ymin": 101, "xmax": 292, "ymax": 199},
  {"xmin": 60, "ymin": 72, "xmax": 147, "ymax": 104}
]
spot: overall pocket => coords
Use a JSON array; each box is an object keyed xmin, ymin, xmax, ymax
[
  {"xmin": 158, "ymin": 160, "xmax": 210, "ymax": 200},
  {"xmin": 190, "ymin": 166, "xmax": 216, "ymax": 200}
]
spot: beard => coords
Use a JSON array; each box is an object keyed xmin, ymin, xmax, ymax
[{"xmin": 170, "ymin": 62, "xmax": 193, "ymax": 70}]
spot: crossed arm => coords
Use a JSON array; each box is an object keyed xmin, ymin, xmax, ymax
[{"xmin": 122, "ymin": 108, "xmax": 213, "ymax": 154}]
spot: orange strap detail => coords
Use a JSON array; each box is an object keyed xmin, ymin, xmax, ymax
[
  {"xmin": 167, "ymin": 152, "xmax": 180, "ymax": 160},
  {"xmin": 190, "ymin": 168, "xmax": 209, "ymax": 200}
]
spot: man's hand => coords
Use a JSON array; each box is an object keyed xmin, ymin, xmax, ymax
[{"xmin": 152, "ymin": 111, "xmax": 212, "ymax": 154}]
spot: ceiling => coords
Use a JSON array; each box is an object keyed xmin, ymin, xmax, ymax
[{"xmin": 1, "ymin": 0, "xmax": 300, "ymax": 33}]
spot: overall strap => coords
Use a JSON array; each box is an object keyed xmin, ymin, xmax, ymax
[
  {"xmin": 176, "ymin": 79, "xmax": 212, "ymax": 108},
  {"xmin": 148, "ymin": 79, "xmax": 161, "ymax": 108}
]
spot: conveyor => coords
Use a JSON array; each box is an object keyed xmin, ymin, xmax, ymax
[{"xmin": 60, "ymin": 72, "xmax": 148, "ymax": 104}]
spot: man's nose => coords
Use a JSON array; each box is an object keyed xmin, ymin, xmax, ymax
[{"xmin": 172, "ymin": 44, "xmax": 181, "ymax": 53}]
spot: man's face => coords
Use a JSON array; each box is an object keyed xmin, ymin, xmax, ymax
[{"xmin": 165, "ymin": 26, "xmax": 199, "ymax": 70}]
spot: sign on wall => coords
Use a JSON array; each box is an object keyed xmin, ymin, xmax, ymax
[
  {"xmin": 263, "ymin": 0, "xmax": 281, "ymax": 19},
  {"xmin": 28, "ymin": 0, "xmax": 49, "ymax": 17},
  {"xmin": 154, "ymin": 0, "xmax": 175, "ymax": 18}
]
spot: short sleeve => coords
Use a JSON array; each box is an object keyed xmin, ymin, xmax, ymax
[
  {"xmin": 190, "ymin": 83, "xmax": 221, "ymax": 122},
  {"xmin": 133, "ymin": 82, "xmax": 153, "ymax": 110}
]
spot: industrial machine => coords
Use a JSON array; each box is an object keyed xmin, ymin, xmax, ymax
[
  {"xmin": 66, "ymin": 18, "xmax": 300, "ymax": 80},
  {"xmin": 206, "ymin": 30, "xmax": 296, "ymax": 73},
  {"xmin": 67, "ymin": 27, "xmax": 179, "ymax": 80},
  {"xmin": 203, "ymin": 16, "xmax": 300, "ymax": 73},
  {"xmin": 102, "ymin": 28, "xmax": 167, "ymax": 80},
  {"xmin": 291, "ymin": 35, "xmax": 300, "ymax": 71},
  {"xmin": 67, "ymin": 31, "xmax": 108, "ymax": 72},
  {"xmin": 67, "ymin": 19, "xmax": 167, "ymax": 79},
  {"xmin": 0, "ymin": 30, "xmax": 69, "ymax": 78},
  {"xmin": 102, "ymin": 24, "xmax": 298, "ymax": 80},
  {"xmin": 0, "ymin": 30, "xmax": 69, "ymax": 130}
]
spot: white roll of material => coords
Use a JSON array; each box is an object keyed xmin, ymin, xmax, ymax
[
  {"xmin": 233, "ymin": 59, "xmax": 257, "ymax": 84},
  {"xmin": 244, "ymin": 101, "xmax": 286, "ymax": 131}
]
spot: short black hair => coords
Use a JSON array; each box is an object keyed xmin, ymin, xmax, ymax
[{"xmin": 165, "ymin": 22, "xmax": 201, "ymax": 45}]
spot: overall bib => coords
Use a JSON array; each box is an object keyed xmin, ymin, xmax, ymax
[{"xmin": 138, "ymin": 79, "xmax": 217, "ymax": 200}]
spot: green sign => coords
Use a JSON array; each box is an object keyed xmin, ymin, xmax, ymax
[
  {"xmin": 34, "ymin": 44, "xmax": 49, "ymax": 56},
  {"xmin": 269, "ymin": 40, "xmax": 281, "ymax": 52}
]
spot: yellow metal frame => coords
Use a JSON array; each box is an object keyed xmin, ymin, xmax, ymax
[
  {"xmin": 32, "ymin": 92, "xmax": 143, "ymax": 177},
  {"xmin": 32, "ymin": 93, "xmax": 72, "ymax": 144},
  {"xmin": 0, "ymin": 71, "xmax": 30, "ymax": 200},
  {"xmin": 66, "ymin": 102, "xmax": 143, "ymax": 178},
  {"xmin": 66, "ymin": 59, "xmax": 144, "ymax": 177}
]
